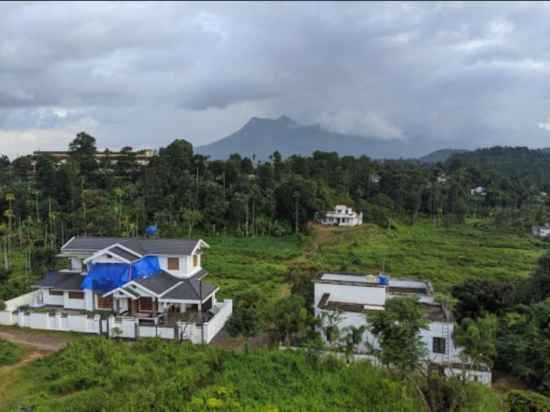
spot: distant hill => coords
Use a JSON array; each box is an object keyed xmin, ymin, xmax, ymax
[
  {"xmin": 197, "ymin": 116, "xmax": 434, "ymax": 160},
  {"xmin": 419, "ymin": 149, "xmax": 469, "ymax": 164},
  {"xmin": 446, "ymin": 146, "xmax": 550, "ymax": 187}
]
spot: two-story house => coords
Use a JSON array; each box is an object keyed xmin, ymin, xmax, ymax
[
  {"xmin": 0, "ymin": 236, "xmax": 232, "ymax": 343},
  {"xmin": 313, "ymin": 272, "xmax": 491, "ymax": 384},
  {"xmin": 319, "ymin": 205, "xmax": 363, "ymax": 227}
]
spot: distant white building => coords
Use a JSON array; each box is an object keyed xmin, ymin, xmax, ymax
[
  {"xmin": 470, "ymin": 186, "xmax": 487, "ymax": 196},
  {"xmin": 313, "ymin": 272, "xmax": 492, "ymax": 385},
  {"xmin": 319, "ymin": 205, "xmax": 363, "ymax": 227},
  {"xmin": 532, "ymin": 224, "xmax": 550, "ymax": 238}
]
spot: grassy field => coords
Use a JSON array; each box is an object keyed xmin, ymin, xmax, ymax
[
  {"xmin": 202, "ymin": 219, "xmax": 548, "ymax": 299},
  {"xmin": 2, "ymin": 219, "xmax": 546, "ymax": 302},
  {"xmin": 304, "ymin": 220, "xmax": 548, "ymax": 292}
]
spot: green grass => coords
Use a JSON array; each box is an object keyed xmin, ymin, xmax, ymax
[
  {"xmin": 203, "ymin": 234, "xmax": 303, "ymax": 299},
  {"xmin": 0, "ymin": 340, "xmax": 24, "ymax": 366},
  {"xmin": 305, "ymin": 220, "xmax": 547, "ymax": 292}
]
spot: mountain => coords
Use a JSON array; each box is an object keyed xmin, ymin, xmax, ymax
[
  {"xmin": 419, "ymin": 149, "xmax": 470, "ymax": 164},
  {"xmin": 197, "ymin": 116, "xmax": 433, "ymax": 160}
]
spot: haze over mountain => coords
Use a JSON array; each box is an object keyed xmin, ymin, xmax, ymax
[{"xmin": 197, "ymin": 116, "xmax": 448, "ymax": 160}]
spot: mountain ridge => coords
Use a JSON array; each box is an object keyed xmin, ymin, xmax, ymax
[{"xmin": 197, "ymin": 116, "xmax": 435, "ymax": 160}]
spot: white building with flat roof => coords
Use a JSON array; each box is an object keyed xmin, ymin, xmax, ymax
[{"xmin": 313, "ymin": 272, "xmax": 491, "ymax": 385}]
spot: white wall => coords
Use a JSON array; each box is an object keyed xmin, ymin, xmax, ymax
[
  {"xmin": 314, "ymin": 283, "xmax": 386, "ymax": 306},
  {"xmin": 317, "ymin": 309, "xmax": 458, "ymax": 363},
  {"xmin": 44, "ymin": 290, "xmax": 64, "ymax": 306},
  {"xmin": 64, "ymin": 291, "xmax": 86, "ymax": 310},
  {"xmin": 157, "ymin": 254, "xmax": 201, "ymax": 278},
  {"xmin": 70, "ymin": 258, "xmax": 83, "ymax": 271}
]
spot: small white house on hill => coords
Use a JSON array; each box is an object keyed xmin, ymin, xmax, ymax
[
  {"xmin": 313, "ymin": 272, "xmax": 492, "ymax": 385},
  {"xmin": 532, "ymin": 224, "xmax": 550, "ymax": 238},
  {"xmin": 0, "ymin": 236, "xmax": 233, "ymax": 344},
  {"xmin": 319, "ymin": 205, "xmax": 363, "ymax": 227}
]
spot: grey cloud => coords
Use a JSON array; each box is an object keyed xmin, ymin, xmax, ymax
[{"xmin": 1, "ymin": 1, "xmax": 550, "ymax": 158}]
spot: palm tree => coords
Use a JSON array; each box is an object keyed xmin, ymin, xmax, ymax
[
  {"xmin": 341, "ymin": 325, "xmax": 367, "ymax": 363},
  {"xmin": 320, "ymin": 310, "xmax": 343, "ymax": 347}
]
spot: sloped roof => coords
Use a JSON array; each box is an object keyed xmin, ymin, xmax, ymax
[
  {"xmin": 133, "ymin": 271, "xmax": 181, "ymax": 294},
  {"xmin": 108, "ymin": 246, "xmax": 141, "ymax": 262},
  {"xmin": 161, "ymin": 278, "xmax": 217, "ymax": 301},
  {"xmin": 62, "ymin": 237, "xmax": 206, "ymax": 256},
  {"xmin": 33, "ymin": 271, "xmax": 84, "ymax": 291}
]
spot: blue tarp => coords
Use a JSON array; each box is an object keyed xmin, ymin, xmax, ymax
[{"xmin": 80, "ymin": 256, "xmax": 161, "ymax": 293}]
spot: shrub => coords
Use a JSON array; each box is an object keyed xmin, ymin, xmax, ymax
[
  {"xmin": 508, "ymin": 390, "xmax": 550, "ymax": 412},
  {"xmin": 0, "ymin": 299, "xmax": 6, "ymax": 311},
  {"xmin": 0, "ymin": 340, "xmax": 24, "ymax": 366}
]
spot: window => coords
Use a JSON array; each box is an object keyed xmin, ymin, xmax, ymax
[
  {"xmin": 97, "ymin": 295, "xmax": 113, "ymax": 310},
  {"xmin": 68, "ymin": 291, "xmax": 85, "ymax": 300},
  {"xmin": 49, "ymin": 289, "xmax": 63, "ymax": 296},
  {"xmin": 193, "ymin": 254, "xmax": 199, "ymax": 267},
  {"xmin": 167, "ymin": 257, "xmax": 180, "ymax": 270},
  {"xmin": 138, "ymin": 297, "xmax": 153, "ymax": 312},
  {"xmin": 432, "ymin": 337, "xmax": 446, "ymax": 354}
]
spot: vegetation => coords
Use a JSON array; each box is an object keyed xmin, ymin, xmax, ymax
[
  {"xmin": 0, "ymin": 340, "xmax": 24, "ymax": 366},
  {"xmin": 507, "ymin": 390, "xmax": 550, "ymax": 412},
  {"xmin": 1, "ymin": 337, "xmax": 503, "ymax": 412}
]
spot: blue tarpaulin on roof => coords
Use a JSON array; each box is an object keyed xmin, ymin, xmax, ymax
[{"xmin": 80, "ymin": 256, "xmax": 161, "ymax": 293}]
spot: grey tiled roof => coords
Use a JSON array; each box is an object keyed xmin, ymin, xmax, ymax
[
  {"xmin": 63, "ymin": 237, "xmax": 202, "ymax": 256},
  {"xmin": 108, "ymin": 246, "xmax": 140, "ymax": 262},
  {"xmin": 33, "ymin": 271, "xmax": 84, "ymax": 291},
  {"xmin": 161, "ymin": 278, "xmax": 217, "ymax": 301},
  {"xmin": 133, "ymin": 271, "xmax": 180, "ymax": 294}
]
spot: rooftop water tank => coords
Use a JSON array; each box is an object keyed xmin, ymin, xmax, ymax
[{"xmin": 145, "ymin": 225, "xmax": 158, "ymax": 237}]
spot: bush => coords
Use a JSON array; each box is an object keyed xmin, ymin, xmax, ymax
[
  {"xmin": 0, "ymin": 340, "xmax": 24, "ymax": 366},
  {"xmin": 508, "ymin": 390, "xmax": 550, "ymax": 412},
  {"xmin": 0, "ymin": 299, "xmax": 6, "ymax": 311}
]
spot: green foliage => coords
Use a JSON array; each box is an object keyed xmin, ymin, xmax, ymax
[
  {"xmin": 367, "ymin": 297, "xmax": 428, "ymax": 375},
  {"xmin": 265, "ymin": 295, "xmax": 313, "ymax": 345},
  {"xmin": 0, "ymin": 339, "xmax": 24, "ymax": 366},
  {"xmin": 226, "ymin": 287, "xmax": 268, "ymax": 337},
  {"xmin": 508, "ymin": 390, "xmax": 550, "ymax": 412},
  {"xmin": 497, "ymin": 299, "xmax": 550, "ymax": 394},
  {"xmin": 454, "ymin": 315, "xmax": 497, "ymax": 370},
  {"xmin": 0, "ymin": 299, "xmax": 5, "ymax": 311},
  {"xmin": 9, "ymin": 337, "xmax": 429, "ymax": 411},
  {"xmin": 452, "ymin": 279, "xmax": 516, "ymax": 321}
]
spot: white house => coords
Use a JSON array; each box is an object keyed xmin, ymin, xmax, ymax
[
  {"xmin": 0, "ymin": 236, "xmax": 232, "ymax": 344},
  {"xmin": 313, "ymin": 272, "xmax": 491, "ymax": 385},
  {"xmin": 470, "ymin": 186, "xmax": 487, "ymax": 196},
  {"xmin": 532, "ymin": 224, "xmax": 550, "ymax": 238},
  {"xmin": 319, "ymin": 205, "xmax": 363, "ymax": 227}
]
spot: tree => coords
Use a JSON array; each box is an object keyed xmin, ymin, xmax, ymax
[
  {"xmin": 451, "ymin": 278, "xmax": 515, "ymax": 321},
  {"xmin": 266, "ymin": 296, "xmax": 311, "ymax": 346},
  {"xmin": 226, "ymin": 288, "xmax": 267, "ymax": 338},
  {"xmin": 367, "ymin": 297, "xmax": 428, "ymax": 376},
  {"xmin": 319, "ymin": 310, "xmax": 343, "ymax": 345},
  {"xmin": 497, "ymin": 299, "xmax": 550, "ymax": 394},
  {"xmin": 453, "ymin": 315, "xmax": 497, "ymax": 377},
  {"xmin": 341, "ymin": 325, "xmax": 366, "ymax": 363},
  {"xmin": 181, "ymin": 209, "xmax": 203, "ymax": 236}
]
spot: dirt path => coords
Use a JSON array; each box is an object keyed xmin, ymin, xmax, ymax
[{"xmin": 0, "ymin": 326, "xmax": 73, "ymax": 352}]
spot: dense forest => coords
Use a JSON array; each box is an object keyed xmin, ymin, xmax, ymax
[{"xmin": 1, "ymin": 133, "xmax": 549, "ymax": 256}]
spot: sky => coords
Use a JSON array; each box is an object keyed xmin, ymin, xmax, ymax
[{"xmin": 1, "ymin": 1, "xmax": 550, "ymax": 158}]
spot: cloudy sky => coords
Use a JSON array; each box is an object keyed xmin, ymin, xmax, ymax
[{"xmin": 1, "ymin": 1, "xmax": 550, "ymax": 158}]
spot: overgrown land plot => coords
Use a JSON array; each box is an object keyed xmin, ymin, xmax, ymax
[
  {"xmin": 0, "ymin": 337, "xmax": 503, "ymax": 412},
  {"xmin": 193, "ymin": 220, "xmax": 544, "ymax": 301},
  {"xmin": 305, "ymin": 220, "xmax": 546, "ymax": 292}
]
